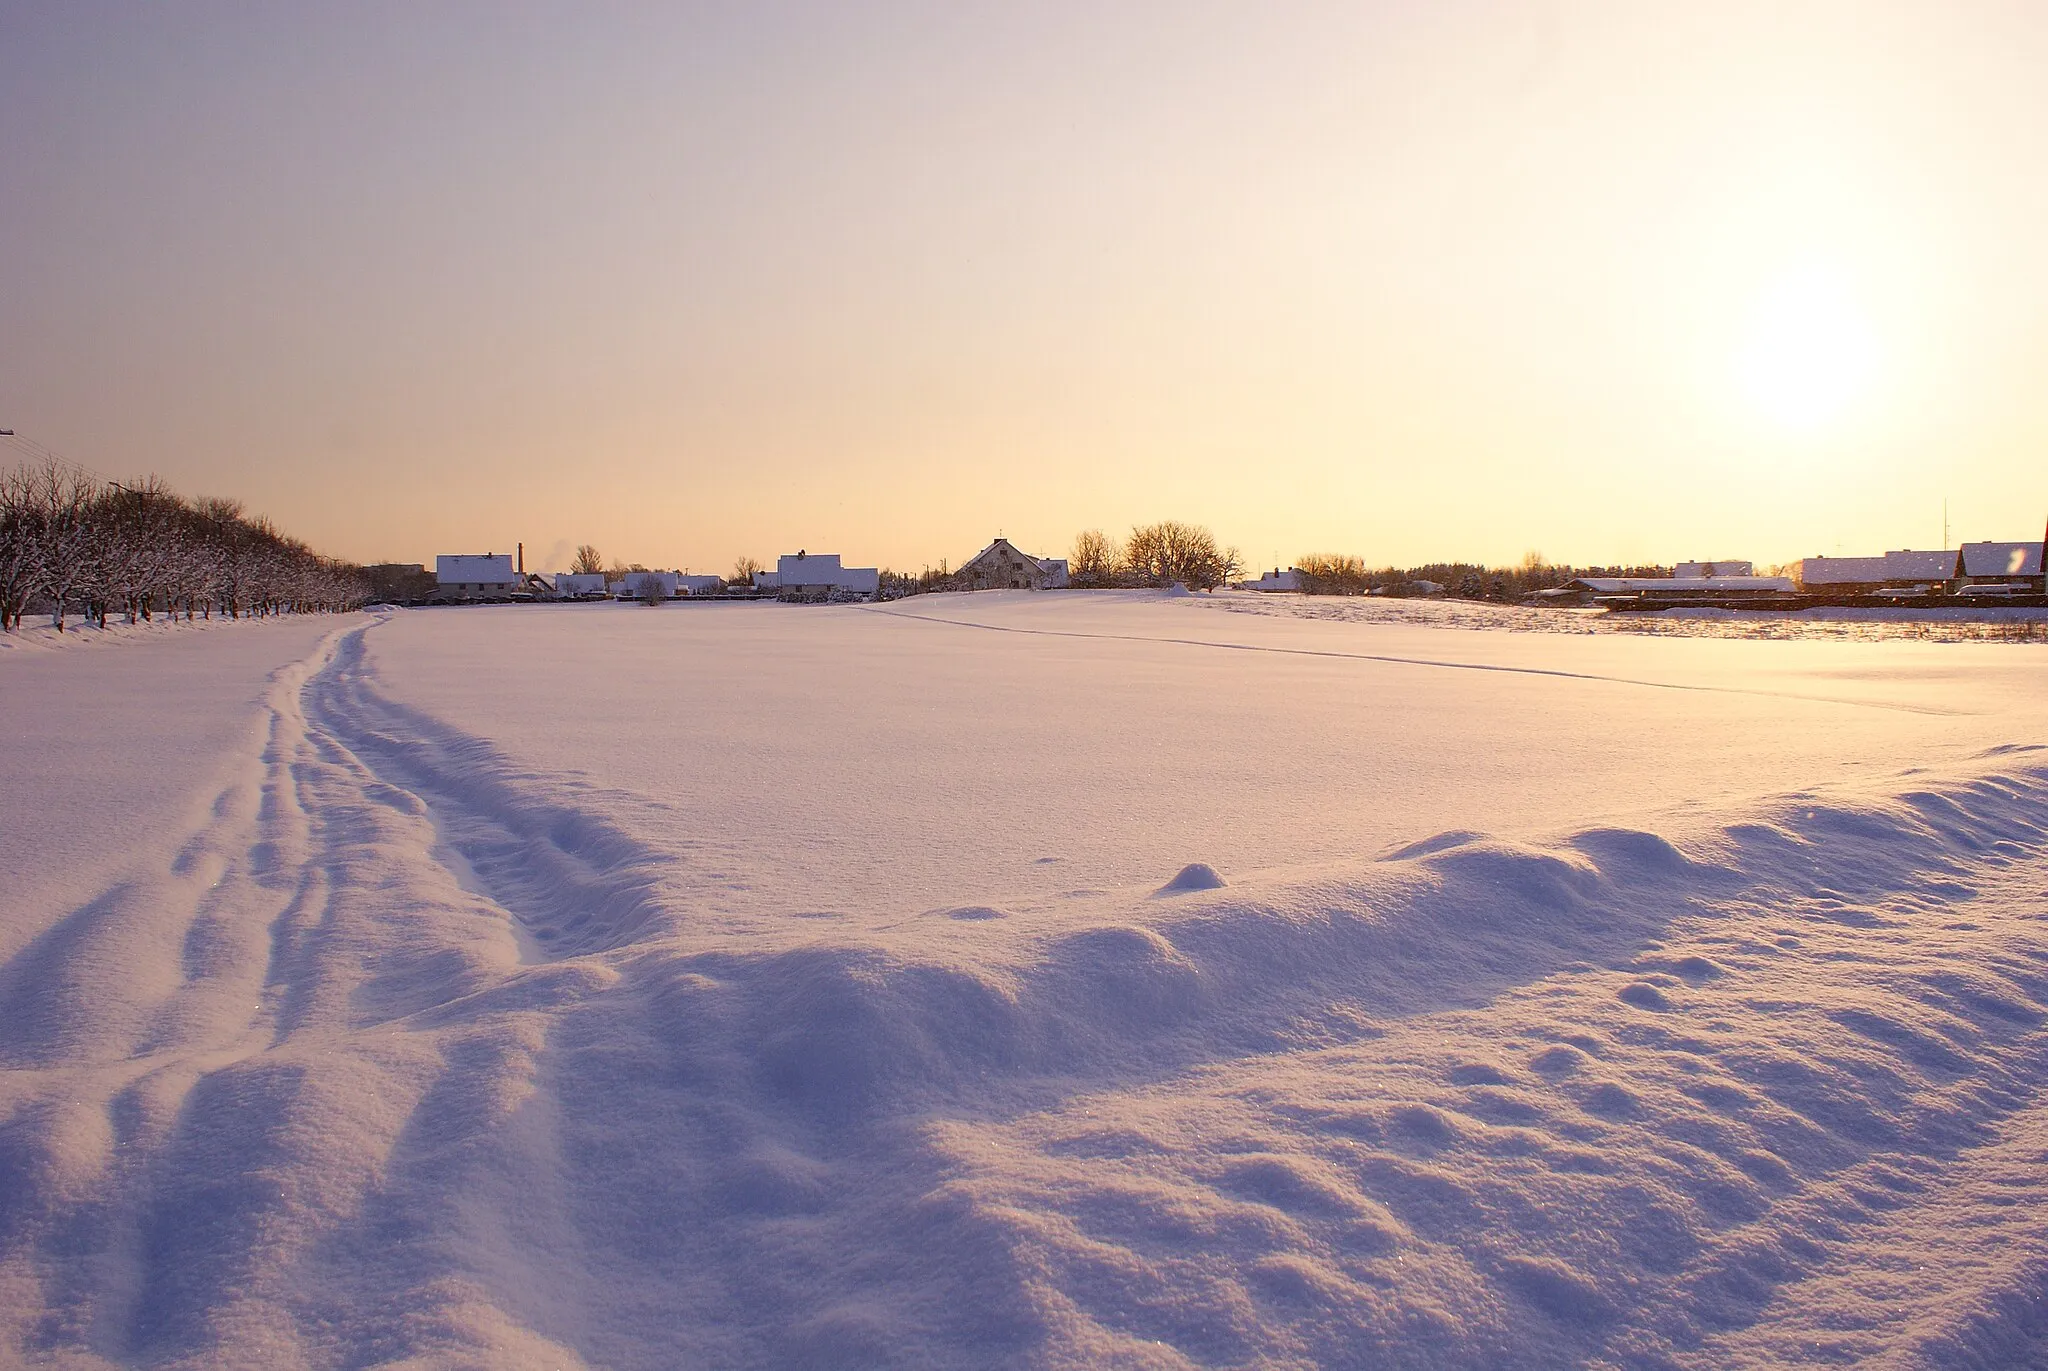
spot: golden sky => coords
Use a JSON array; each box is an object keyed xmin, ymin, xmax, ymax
[{"xmin": 3, "ymin": 2, "xmax": 2044, "ymax": 573}]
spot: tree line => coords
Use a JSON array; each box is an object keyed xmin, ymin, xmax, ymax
[
  {"xmin": 0, "ymin": 459, "xmax": 368, "ymax": 632},
  {"xmin": 1293, "ymin": 551, "xmax": 1672, "ymax": 599}
]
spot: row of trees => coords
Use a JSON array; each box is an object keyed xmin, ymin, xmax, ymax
[
  {"xmin": 1294, "ymin": 551, "xmax": 1672, "ymax": 600},
  {"xmin": 1071, "ymin": 522, "xmax": 1241, "ymax": 591},
  {"xmin": 0, "ymin": 460, "xmax": 368, "ymax": 632}
]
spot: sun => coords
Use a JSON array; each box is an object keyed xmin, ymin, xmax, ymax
[{"xmin": 1734, "ymin": 263, "xmax": 1880, "ymax": 433}]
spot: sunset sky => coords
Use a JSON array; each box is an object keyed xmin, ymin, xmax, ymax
[{"xmin": 4, "ymin": 2, "xmax": 2045, "ymax": 574}]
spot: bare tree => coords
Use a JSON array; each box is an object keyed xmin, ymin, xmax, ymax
[
  {"xmin": 1070, "ymin": 529, "xmax": 1119, "ymax": 587},
  {"xmin": 31, "ymin": 461, "xmax": 99, "ymax": 631},
  {"xmin": 730, "ymin": 555, "xmax": 762, "ymax": 586},
  {"xmin": 1122, "ymin": 521, "xmax": 1235, "ymax": 591},
  {"xmin": 572, "ymin": 544, "xmax": 605, "ymax": 576},
  {"xmin": 1297, "ymin": 554, "xmax": 1373, "ymax": 595},
  {"xmin": 0, "ymin": 464, "xmax": 45, "ymax": 631}
]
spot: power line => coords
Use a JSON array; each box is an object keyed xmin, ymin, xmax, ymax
[{"xmin": 0, "ymin": 431, "xmax": 120, "ymax": 489}]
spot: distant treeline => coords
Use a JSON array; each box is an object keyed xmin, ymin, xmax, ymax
[
  {"xmin": 0, "ymin": 460, "xmax": 369, "ymax": 632},
  {"xmin": 1293, "ymin": 554, "xmax": 1671, "ymax": 600}
]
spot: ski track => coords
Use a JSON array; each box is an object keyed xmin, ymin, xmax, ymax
[{"xmin": 2, "ymin": 616, "xmax": 2047, "ymax": 1366}]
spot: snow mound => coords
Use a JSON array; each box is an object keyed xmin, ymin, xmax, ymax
[{"xmin": 1156, "ymin": 861, "xmax": 1227, "ymax": 894}]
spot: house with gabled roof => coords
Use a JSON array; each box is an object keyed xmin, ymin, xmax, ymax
[
  {"xmin": 1958, "ymin": 540, "xmax": 2045, "ymax": 592},
  {"xmin": 958, "ymin": 537, "xmax": 1069, "ymax": 590}
]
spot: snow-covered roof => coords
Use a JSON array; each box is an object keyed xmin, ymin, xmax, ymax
[
  {"xmin": 1960, "ymin": 541, "xmax": 2044, "ymax": 578},
  {"xmin": 1796, "ymin": 556, "xmax": 1889, "ymax": 586},
  {"xmin": 1673, "ymin": 560, "xmax": 1753, "ymax": 578},
  {"xmin": 777, "ymin": 552, "xmax": 877, "ymax": 591},
  {"xmin": 436, "ymin": 554, "xmax": 521, "ymax": 586},
  {"xmin": 1245, "ymin": 568, "xmax": 1301, "ymax": 591},
  {"xmin": 1882, "ymin": 549, "xmax": 1960, "ymax": 580}
]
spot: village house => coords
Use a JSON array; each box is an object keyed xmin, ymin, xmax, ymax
[
  {"xmin": 1243, "ymin": 567, "xmax": 1302, "ymax": 592},
  {"xmin": 776, "ymin": 551, "xmax": 880, "ymax": 600},
  {"xmin": 957, "ymin": 537, "xmax": 1070, "ymax": 590},
  {"xmin": 435, "ymin": 553, "xmax": 524, "ymax": 598}
]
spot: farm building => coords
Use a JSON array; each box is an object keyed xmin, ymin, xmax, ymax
[
  {"xmin": 776, "ymin": 552, "xmax": 879, "ymax": 599},
  {"xmin": 613, "ymin": 571, "xmax": 681, "ymax": 600},
  {"xmin": 554, "ymin": 572, "xmax": 608, "ymax": 599},
  {"xmin": 957, "ymin": 538, "xmax": 1070, "ymax": 590},
  {"xmin": 1958, "ymin": 540, "xmax": 2046, "ymax": 592},
  {"xmin": 436, "ymin": 554, "xmax": 523, "ymax": 597},
  {"xmin": 1794, "ymin": 549, "xmax": 1961, "ymax": 594}
]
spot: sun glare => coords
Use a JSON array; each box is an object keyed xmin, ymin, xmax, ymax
[{"xmin": 1735, "ymin": 264, "xmax": 1881, "ymax": 433}]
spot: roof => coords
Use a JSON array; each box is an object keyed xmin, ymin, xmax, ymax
[
  {"xmin": 962, "ymin": 537, "xmax": 1061, "ymax": 577},
  {"xmin": 1795, "ymin": 550, "xmax": 1961, "ymax": 585},
  {"xmin": 435, "ymin": 553, "xmax": 521, "ymax": 585},
  {"xmin": 1960, "ymin": 541, "xmax": 2044, "ymax": 578},
  {"xmin": 776, "ymin": 553, "xmax": 877, "ymax": 591},
  {"xmin": 1883, "ymin": 549, "xmax": 1960, "ymax": 580},
  {"xmin": 1246, "ymin": 568, "xmax": 1301, "ymax": 591},
  {"xmin": 1796, "ymin": 556, "xmax": 1889, "ymax": 586}
]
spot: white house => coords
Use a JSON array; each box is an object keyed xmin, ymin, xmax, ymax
[
  {"xmin": 1243, "ymin": 567, "xmax": 1302, "ymax": 592},
  {"xmin": 555, "ymin": 572, "xmax": 608, "ymax": 599},
  {"xmin": 613, "ymin": 570, "xmax": 682, "ymax": 600},
  {"xmin": 677, "ymin": 574, "xmax": 723, "ymax": 596},
  {"xmin": 957, "ymin": 538, "xmax": 1069, "ymax": 590},
  {"xmin": 436, "ymin": 554, "xmax": 522, "ymax": 596},
  {"xmin": 776, "ymin": 552, "xmax": 879, "ymax": 597}
]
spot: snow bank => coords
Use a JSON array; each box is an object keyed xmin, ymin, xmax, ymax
[{"xmin": 4, "ymin": 598, "xmax": 2048, "ymax": 1367}]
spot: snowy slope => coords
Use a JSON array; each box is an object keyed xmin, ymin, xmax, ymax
[{"xmin": 3, "ymin": 596, "xmax": 2047, "ymax": 1369}]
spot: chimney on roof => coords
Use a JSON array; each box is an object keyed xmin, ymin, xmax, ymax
[{"xmin": 518, "ymin": 542, "xmax": 524, "ymax": 574}]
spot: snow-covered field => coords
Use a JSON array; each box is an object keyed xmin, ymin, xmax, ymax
[{"xmin": 5, "ymin": 592, "xmax": 2048, "ymax": 1369}]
